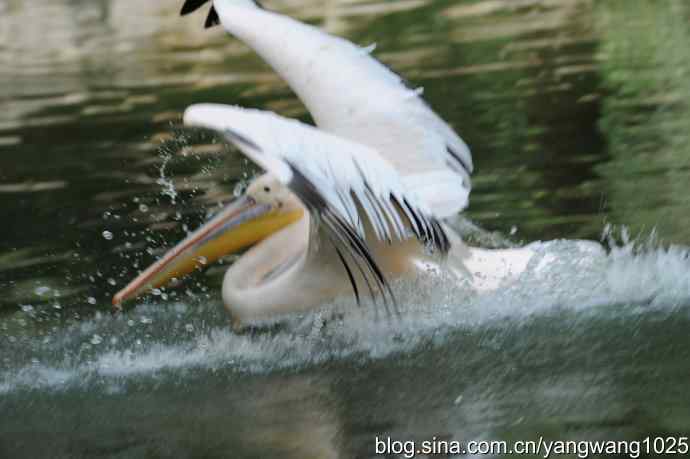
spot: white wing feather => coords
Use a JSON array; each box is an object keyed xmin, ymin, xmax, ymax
[
  {"xmin": 208, "ymin": 1, "xmax": 472, "ymax": 218},
  {"xmin": 184, "ymin": 103, "xmax": 448, "ymax": 249}
]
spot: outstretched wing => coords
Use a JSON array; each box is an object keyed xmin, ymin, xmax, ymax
[
  {"xmin": 182, "ymin": 1, "xmax": 473, "ymax": 218},
  {"xmin": 184, "ymin": 103, "xmax": 450, "ymax": 306}
]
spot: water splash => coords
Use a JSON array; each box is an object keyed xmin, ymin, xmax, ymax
[
  {"xmin": 1, "ymin": 236, "xmax": 689, "ymax": 395},
  {"xmin": 156, "ymin": 150, "xmax": 178, "ymax": 204}
]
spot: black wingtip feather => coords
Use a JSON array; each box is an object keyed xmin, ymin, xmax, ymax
[
  {"xmin": 334, "ymin": 246, "xmax": 360, "ymax": 305},
  {"xmin": 182, "ymin": 0, "xmax": 265, "ymax": 27},
  {"xmin": 430, "ymin": 219, "xmax": 451, "ymax": 254},
  {"xmin": 285, "ymin": 162, "xmax": 398, "ymax": 311},
  {"xmin": 446, "ymin": 145, "xmax": 473, "ymax": 175},
  {"xmin": 180, "ymin": 0, "xmax": 210, "ymax": 16},
  {"xmin": 205, "ymin": 6, "xmax": 221, "ymax": 28}
]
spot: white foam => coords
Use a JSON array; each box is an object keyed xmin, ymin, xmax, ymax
[{"xmin": 2, "ymin": 238, "xmax": 689, "ymax": 394}]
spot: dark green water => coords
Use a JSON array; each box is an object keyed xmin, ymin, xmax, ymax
[{"xmin": 1, "ymin": 0, "xmax": 690, "ymax": 457}]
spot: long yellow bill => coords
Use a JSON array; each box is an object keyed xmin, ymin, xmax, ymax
[{"xmin": 112, "ymin": 195, "xmax": 302, "ymax": 308}]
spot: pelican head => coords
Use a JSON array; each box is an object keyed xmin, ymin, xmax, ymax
[{"xmin": 113, "ymin": 173, "xmax": 306, "ymax": 321}]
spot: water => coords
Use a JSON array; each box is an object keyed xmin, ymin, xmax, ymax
[{"xmin": 1, "ymin": 0, "xmax": 690, "ymax": 457}]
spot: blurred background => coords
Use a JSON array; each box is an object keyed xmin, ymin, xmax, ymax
[{"xmin": 1, "ymin": 0, "xmax": 689, "ymax": 457}]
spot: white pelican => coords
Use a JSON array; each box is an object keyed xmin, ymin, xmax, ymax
[{"xmin": 113, "ymin": 0, "xmax": 534, "ymax": 328}]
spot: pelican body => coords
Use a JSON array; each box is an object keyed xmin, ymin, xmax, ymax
[{"xmin": 113, "ymin": 1, "xmax": 533, "ymax": 328}]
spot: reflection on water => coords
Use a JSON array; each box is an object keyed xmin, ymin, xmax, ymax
[
  {"xmin": 1, "ymin": 0, "xmax": 690, "ymax": 457},
  {"xmin": 596, "ymin": 0, "xmax": 690, "ymax": 242}
]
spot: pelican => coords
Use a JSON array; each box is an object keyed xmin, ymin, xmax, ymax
[{"xmin": 113, "ymin": 0, "xmax": 534, "ymax": 328}]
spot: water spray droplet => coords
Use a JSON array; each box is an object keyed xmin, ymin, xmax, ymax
[
  {"xmin": 233, "ymin": 182, "xmax": 245, "ymax": 197},
  {"xmin": 34, "ymin": 286, "xmax": 51, "ymax": 296}
]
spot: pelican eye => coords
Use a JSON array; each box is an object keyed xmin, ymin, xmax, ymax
[{"xmin": 264, "ymin": 186, "xmax": 271, "ymax": 193}]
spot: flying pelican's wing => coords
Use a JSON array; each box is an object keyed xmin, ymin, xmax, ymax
[
  {"xmin": 184, "ymin": 103, "xmax": 449, "ymax": 306},
  {"xmin": 180, "ymin": 0, "xmax": 473, "ymax": 218}
]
